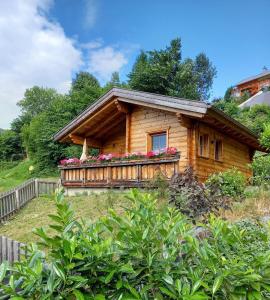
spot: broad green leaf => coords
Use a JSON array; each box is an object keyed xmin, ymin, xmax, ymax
[
  {"xmin": 94, "ymin": 295, "xmax": 105, "ymax": 300},
  {"xmin": 0, "ymin": 262, "xmax": 7, "ymax": 282},
  {"xmin": 73, "ymin": 289, "xmax": 85, "ymax": 300},
  {"xmin": 212, "ymin": 276, "xmax": 223, "ymax": 294},
  {"xmin": 159, "ymin": 287, "xmax": 177, "ymax": 299},
  {"xmin": 104, "ymin": 270, "xmax": 115, "ymax": 284}
]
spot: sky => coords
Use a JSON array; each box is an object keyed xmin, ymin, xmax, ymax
[{"xmin": 0, "ymin": 0, "xmax": 269, "ymax": 128}]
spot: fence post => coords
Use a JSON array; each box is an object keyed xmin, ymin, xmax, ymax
[
  {"xmin": 15, "ymin": 189, "xmax": 20, "ymax": 210},
  {"xmin": 35, "ymin": 179, "xmax": 39, "ymax": 198}
]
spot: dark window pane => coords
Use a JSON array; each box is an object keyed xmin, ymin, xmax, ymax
[
  {"xmin": 215, "ymin": 140, "xmax": 222, "ymax": 161},
  {"xmin": 198, "ymin": 134, "xmax": 209, "ymax": 157}
]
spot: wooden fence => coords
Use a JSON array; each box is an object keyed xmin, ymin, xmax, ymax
[
  {"xmin": 0, "ymin": 236, "xmax": 27, "ymax": 263},
  {"xmin": 0, "ymin": 178, "xmax": 59, "ymax": 222}
]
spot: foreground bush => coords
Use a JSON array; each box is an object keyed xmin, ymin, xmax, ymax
[
  {"xmin": 251, "ymin": 154, "xmax": 270, "ymax": 185},
  {"xmin": 1, "ymin": 189, "xmax": 270, "ymax": 299},
  {"xmin": 169, "ymin": 167, "xmax": 230, "ymax": 219},
  {"xmin": 206, "ymin": 168, "xmax": 246, "ymax": 199}
]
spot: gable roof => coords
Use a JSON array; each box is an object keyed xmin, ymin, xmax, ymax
[
  {"xmin": 54, "ymin": 87, "xmax": 266, "ymax": 152},
  {"xmin": 239, "ymin": 90, "xmax": 270, "ymax": 108},
  {"xmin": 236, "ymin": 70, "xmax": 270, "ymax": 86}
]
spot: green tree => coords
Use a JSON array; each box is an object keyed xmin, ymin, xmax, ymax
[
  {"xmin": 213, "ymin": 98, "xmax": 240, "ymax": 119},
  {"xmin": 103, "ymin": 72, "xmax": 128, "ymax": 92},
  {"xmin": 259, "ymin": 123, "xmax": 270, "ymax": 149},
  {"xmin": 17, "ymin": 86, "xmax": 59, "ymax": 119},
  {"xmin": 128, "ymin": 38, "xmax": 216, "ymax": 100},
  {"xmin": 194, "ymin": 53, "xmax": 217, "ymax": 100},
  {"xmin": 224, "ymin": 86, "xmax": 234, "ymax": 102},
  {"xmin": 237, "ymin": 104, "xmax": 270, "ymax": 135},
  {"xmin": 21, "ymin": 94, "xmax": 79, "ymax": 173},
  {"xmin": 69, "ymin": 72, "xmax": 102, "ymax": 115},
  {"xmin": 0, "ymin": 130, "xmax": 23, "ymax": 161}
]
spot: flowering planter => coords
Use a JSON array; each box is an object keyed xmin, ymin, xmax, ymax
[{"xmin": 59, "ymin": 152, "xmax": 180, "ymax": 169}]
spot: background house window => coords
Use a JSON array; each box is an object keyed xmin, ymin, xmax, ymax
[
  {"xmin": 214, "ymin": 140, "xmax": 223, "ymax": 161},
  {"xmin": 198, "ymin": 134, "xmax": 209, "ymax": 157},
  {"xmin": 151, "ymin": 132, "xmax": 166, "ymax": 151}
]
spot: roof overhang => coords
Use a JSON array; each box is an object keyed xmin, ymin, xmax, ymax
[{"xmin": 53, "ymin": 87, "xmax": 267, "ymax": 152}]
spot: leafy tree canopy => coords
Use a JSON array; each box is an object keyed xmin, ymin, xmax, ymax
[
  {"xmin": 128, "ymin": 38, "xmax": 216, "ymax": 100},
  {"xmin": 69, "ymin": 72, "xmax": 103, "ymax": 115},
  {"xmin": 0, "ymin": 130, "xmax": 23, "ymax": 161},
  {"xmin": 103, "ymin": 72, "xmax": 128, "ymax": 92},
  {"xmin": 17, "ymin": 86, "xmax": 59, "ymax": 120}
]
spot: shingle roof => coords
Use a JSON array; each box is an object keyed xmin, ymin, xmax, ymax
[
  {"xmin": 236, "ymin": 70, "xmax": 270, "ymax": 86},
  {"xmin": 53, "ymin": 87, "xmax": 265, "ymax": 151}
]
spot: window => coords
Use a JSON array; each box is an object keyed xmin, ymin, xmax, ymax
[
  {"xmin": 214, "ymin": 140, "xmax": 223, "ymax": 161},
  {"xmin": 198, "ymin": 134, "xmax": 209, "ymax": 157},
  {"xmin": 151, "ymin": 132, "xmax": 167, "ymax": 151}
]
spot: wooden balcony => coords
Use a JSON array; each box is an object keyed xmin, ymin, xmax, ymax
[{"xmin": 59, "ymin": 154, "xmax": 180, "ymax": 188}]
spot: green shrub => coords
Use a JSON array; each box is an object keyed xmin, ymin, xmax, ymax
[
  {"xmin": 146, "ymin": 172, "xmax": 169, "ymax": 198},
  {"xmin": 260, "ymin": 123, "xmax": 270, "ymax": 150},
  {"xmin": 251, "ymin": 154, "xmax": 270, "ymax": 185},
  {"xmin": 1, "ymin": 189, "xmax": 270, "ymax": 299},
  {"xmin": 206, "ymin": 168, "xmax": 246, "ymax": 199},
  {"xmin": 169, "ymin": 167, "xmax": 230, "ymax": 219}
]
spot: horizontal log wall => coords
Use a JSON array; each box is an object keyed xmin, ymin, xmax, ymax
[
  {"xmin": 194, "ymin": 122, "xmax": 252, "ymax": 181},
  {"xmin": 129, "ymin": 106, "xmax": 188, "ymax": 171}
]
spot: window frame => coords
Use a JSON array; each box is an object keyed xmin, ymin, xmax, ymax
[
  {"xmin": 197, "ymin": 133, "xmax": 209, "ymax": 158},
  {"xmin": 151, "ymin": 132, "xmax": 167, "ymax": 151},
  {"xmin": 146, "ymin": 128, "xmax": 170, "ymax": 152},
  {"xmin": 214, "ymin": 139, "xmax": 223, "ymax": 162}
]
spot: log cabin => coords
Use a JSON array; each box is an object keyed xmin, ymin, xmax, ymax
[{"xmin": 54, "ymin": 88, "xmax": 266, "ymax": 190}]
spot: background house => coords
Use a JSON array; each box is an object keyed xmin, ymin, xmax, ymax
[
  {"xmin": 232, "ymin": 68, "xmax": 270, "ymax": 98},
  {"xmin": 239, "ymin": 90, "xmax": 270, "ymax": 108}
]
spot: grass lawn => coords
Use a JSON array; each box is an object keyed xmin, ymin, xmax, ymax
[
  {"xmin": 0, "ymin": 191, "xmax": 129, "ymax": 243},
  {"xmin": 223, "ymin": 187, "xmax": 270, "ymax": 221},
  {"xmin": 0, "ymin": 160, "xmax": 58, "ymax": 193}
]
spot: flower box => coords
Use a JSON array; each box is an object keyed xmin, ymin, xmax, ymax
[{"xmin": 59, "ymin": 147, "xmax": 178, "ymax": 167}]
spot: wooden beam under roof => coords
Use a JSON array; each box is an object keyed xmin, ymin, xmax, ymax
[
  {"xmin": 97, "ymin": 115, "xmax": 126, "ymax": 140},
  {"xmin": 69, "ymin": 101, "xmax": 116, "ymax": 137},
  {"xmin": 85, "ymin": 111, "xmax": 121, "ymax": 137},
  {"xmin": 69, "ymin": 134, "xmax": 102, "ymax": 148},
  {"xmin": 114, "ymin": 99, "xmax": 130, "ymax": 114},
  {"xmin": 176, "ymin": 113, "xmax": 193, "ymax": 128}
]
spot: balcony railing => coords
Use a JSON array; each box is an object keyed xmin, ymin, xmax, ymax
[{"xmin": 59, "ymin": 154, "xmax": 180, "ymax": 188}]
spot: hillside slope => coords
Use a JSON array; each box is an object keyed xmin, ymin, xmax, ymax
[{"xmin": 0, "ymin": 160, "xmax": 57, "ymax": 192}]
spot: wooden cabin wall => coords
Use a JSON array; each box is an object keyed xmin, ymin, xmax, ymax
[
  {"xmin": 129, "ymin": 106, "xmax": 188, "ymax": 171},
  {"xmin": 194, "ymin": 122, "xmax": 252, "ymax": 181},
  {"xmin": 102, "ymin": 125, "xmax": 126, "ymax": 154}
]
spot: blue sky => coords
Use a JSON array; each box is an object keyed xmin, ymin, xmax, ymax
[
  {"xmin": 51, "ymin": 0, "xmax": 270, "ymax": 96},
  {"xmin": 0, "ymin": 0, "xmax": 269, "ymax": 128}
]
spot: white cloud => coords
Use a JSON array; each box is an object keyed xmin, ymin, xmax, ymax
[
  {"xmin": 83, "ymin": 0, "xmax": 97, "ymax": 29},
  {"xmin": 87, "ymin": 46, "xmax": 128, "ymax": 82},
  {"xmin": 0, "ymin": 0, "xmax": 82, "ymax": 128}
]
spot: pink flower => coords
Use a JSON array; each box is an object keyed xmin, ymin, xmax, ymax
[
  {"xmin": 60, "ymin": 157, "xmax": 80, "ymax": 166},
  {"xmin": 146, "ymin": 151, "xmax": 155, "ymax": 158},
  {"xmin": 166, "ymin": 147, "xmax": 177, "ymax": 155}
]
